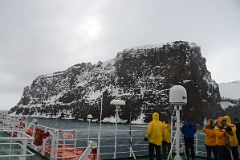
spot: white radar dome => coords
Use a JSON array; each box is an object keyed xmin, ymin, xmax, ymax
[
  {"xmin": 87, "ymin": 114, "xmax": 93, "ymax": 120},
  {"xmin": 169, "ymin": 85, "xmax": 187, "ymax": 105},
  {"xmin": 110, "ymin": 99, "xmax": 125, "ymax": 106}
]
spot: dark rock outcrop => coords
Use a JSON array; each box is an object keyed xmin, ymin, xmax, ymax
[{"xmin": 9, "ymin": 41, "xmax": 223, "ymax": 124}]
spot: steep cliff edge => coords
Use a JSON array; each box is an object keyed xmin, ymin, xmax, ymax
[{"xmin": 9, "ymin": 41, "xmax": 223, "ymax": 124}]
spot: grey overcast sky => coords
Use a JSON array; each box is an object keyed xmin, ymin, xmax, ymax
[{"xmin": 0, "ymin": 0, "xmax": 240, "ymax": 110}]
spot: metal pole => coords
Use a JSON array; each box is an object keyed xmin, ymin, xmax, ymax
[
  {"xmin": 50, "ymin": 131, "xmax": 56, "ymax": 159},
  {"xmin": 22, "ymin": 139, "xmax": 27, "ymax": 160},
  {"xmin": 129, "ymin": 100, "xmax": 132, "ymax": 158},
  {"xmin": 129, "ymin": 100, "xmax": 136, "ymax": 159},
  {"xmin": 88, "ymin": 120, "xmax": 90, "ymax": 143},
  {"xmin": 176, "ymin": 108, "xmax": 180, "ymax": 155},
  {"xmin": 97, "ymin": 91, "xmax": 104, "ymax": 159},
  {"xmin": 41, "ymin": 128, "xmax": 48, "ymax": 155},
  {"xmin": 114, "ymin": 106, "xmax": 119, "ymax": 159},
  {"xmin": 9, "ymin": 139, "xmax": 12, "ymax": 160},
  {"xmin": 63, "ymin": 132, "xmax": 66, "ymax": 159},
  {"xmin": 74, "ymin": 131, "xmax": 77, "ymax": 157},
  {"xmin": 170, "ymin": 115, "xmax": 173, "ymax": 159},
  {"xmin": 32, "ymin": 125, "xmax": 36, "ymax": 146},
  {"xmin": 195, "ymin": 133, "xmax": 198, "ymax": 156},
  {"xmin": 129, "ymin": 116, "xmax": 132, "ymax": 158},
  {"xmin": 173, "ymin": 105, "xmax": 182, "ymax": 160},
  {"xmin": 55, "ymin": 131, "xmax": 59, "ymax": 160}
]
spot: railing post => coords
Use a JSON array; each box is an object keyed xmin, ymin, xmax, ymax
[
  {"xmin": 50, "ymin": 131, "xmax": 56, "ymax": 159},
  {"xmin": 74, "ymin": 130, "xmax": 77, "ymax": 159},
  {"xmin": 97, "ymin": 93, "xmax": 104, "ymax": 160},
  {"xmin": 41, "ymin": 128, "xmax": 48, "ymax": 156},
  {"xmin": 129, "ymin": 129, "xmax": 132, "ymax": 158},
  {"xmin": 170, "ymin": 115, "xmax": 174, "ymax": 159},
  {"xmin": 195, "ymin": 132, "xmax": 198, "ymax": 156},
  {"xmin": 55, "ymin": 130, "xmax": 59, "ymax": 160},
  {"xmin": 114, "ymin": 106, "xmax": 120, "ymax": 159},
  {"xmin": 63, "ymin": 131, "xmax": 66, "ymax": 159},
  {"xmin": 32, "ymin": 124, "xmax": 36, "ymax": 146},
  {"xmin": 88, "ymin": 121, "xmax": 90, "ymax": 143},
  {"xmin": 22, "ymin": 139, "xmax": 27, "ymax": 160}
]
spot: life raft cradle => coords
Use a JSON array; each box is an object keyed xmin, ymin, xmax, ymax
[{"xmin": 13, "ymin": 124, "xmax": 97, "ymax": 160}]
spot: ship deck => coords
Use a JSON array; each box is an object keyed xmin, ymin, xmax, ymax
[
  {"xmin": 0, "ymin": 130, "xmax": 205, "ymax": 160},
  {"xmin": 0, "ymin": 126, "xmax": 47, "ymax": 160},
  {"xmin": 0, "ymin": 129, "xmax": 206, "ymax": 160},
  {"xmin": 0, "ymin": 129, "xmax": 205, "ymax": 160},
  {"xmin": 0, "ymin": 120, "xmax": 207, "ymax": 160}
]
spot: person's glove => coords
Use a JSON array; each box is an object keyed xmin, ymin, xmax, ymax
[
  {"xmin": 226, "ymin": 127, "xmax": 232, "ymax": 132},
  {"xmin": 144, "ymin": 137, "xmax": 148, "ymax": 141}
]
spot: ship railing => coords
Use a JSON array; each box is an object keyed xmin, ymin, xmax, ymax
[
  {"xmin": 0, "ymin": 129, "xmax": 34, "ymax": 160},
  {"xmin": 18, "ymin": 121, "xmax": 96, "ymax": 160},
  {"xmin": 1, "ymin": 115, "xmax": 208, "ymax": 159},
  {"xmin": 48, "ymin": 129, "xmax": 206, "ymax": 159},
  {"xmin": 169, "ymin": 130, "xmax": 207, "ymax": 159}
]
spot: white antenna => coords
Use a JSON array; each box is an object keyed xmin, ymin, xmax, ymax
[{"xmin": 168, "ymin": 85, "xmax": 187, "ymax": 160}]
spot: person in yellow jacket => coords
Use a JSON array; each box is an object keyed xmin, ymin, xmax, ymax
[
  {"xmin": 203, "ymin": 119, "xmax": 217, "ymax": 160},
  {"xmin": 144, "ymin": 112, "xmax": 164, "ymax": 160},
  {"xmin": 225, "ymin": 116, "xmax": 239, "ymax": 160},
  {"xmin": 214, "ymin": 117, "xmax": 233, "ymax": 160},
  {"xmin": 162, "ymin": 121, "xmax": 171, "ymax": 159}
]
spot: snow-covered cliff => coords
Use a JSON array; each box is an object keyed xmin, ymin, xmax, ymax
[{"xmin": 9, "ymin": 41, "xmax": 223, "ymax": 123}]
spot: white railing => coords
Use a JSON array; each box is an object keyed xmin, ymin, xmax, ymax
[
  {"xmin": 0, "ymin": 114, "xmax": 207, "ymax": 159},
  {"xmin": 0, "ymin": 129, "xmax": 34, "ymax": 160}
]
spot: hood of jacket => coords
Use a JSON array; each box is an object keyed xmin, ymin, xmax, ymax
[
  {"xmin": 225, "ymin": 116, "xmax": 233, "ymax": 126},
  {"xmin": 152, "ymin": 112, "xmax": 159, "ymax": 121},
  {"xmin": 207, "ymin": 119, "xmax": 213, "ymax": 126},
  {"xmin": 217, "ymin": 117, "xmax": 224, "ymax": 127},
  {"xmin": 206, "ymin": 119, "xmax": 214, "ymax": 128}
]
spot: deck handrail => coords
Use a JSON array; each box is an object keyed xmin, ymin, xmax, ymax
[{"xmin": 0, "ymin": 114, "xmax": 208, "ymax": 159}]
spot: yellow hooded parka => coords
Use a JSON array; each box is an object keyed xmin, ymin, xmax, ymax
[
  {"xmin": 146, "ymin": 112, "xmax": 164, "ymax": 146},
  {"xmin": 225, "ymin": 116, "xmax": 238, "ymax": 147},
  {"xmin": 203, "ymin": 119, "xmax": 216, "ymax": 146}
]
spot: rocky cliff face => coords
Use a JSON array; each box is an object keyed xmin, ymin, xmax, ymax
[
  {"xmin": 9, "ymin": 41, "xmax": 223, "ymax": 124},
  {"xmin": 218, "ymin": 81, "xmax": 240, "ymax": 118}
]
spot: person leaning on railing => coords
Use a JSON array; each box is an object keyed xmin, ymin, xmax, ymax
[
  {"xmin": 203, "ymin": 119, "xmax": 217, "ymax": 160},
  {"xmin": 144, "ymin": 112, "xmax": 164, "ymax": 160},
  {"xmin": 224, "ymin": 116, "xmax": 239, "ymax": 160},
  {"xmin": 214, "ymin": 117, "xmax": 233, "ymax": 160}
]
